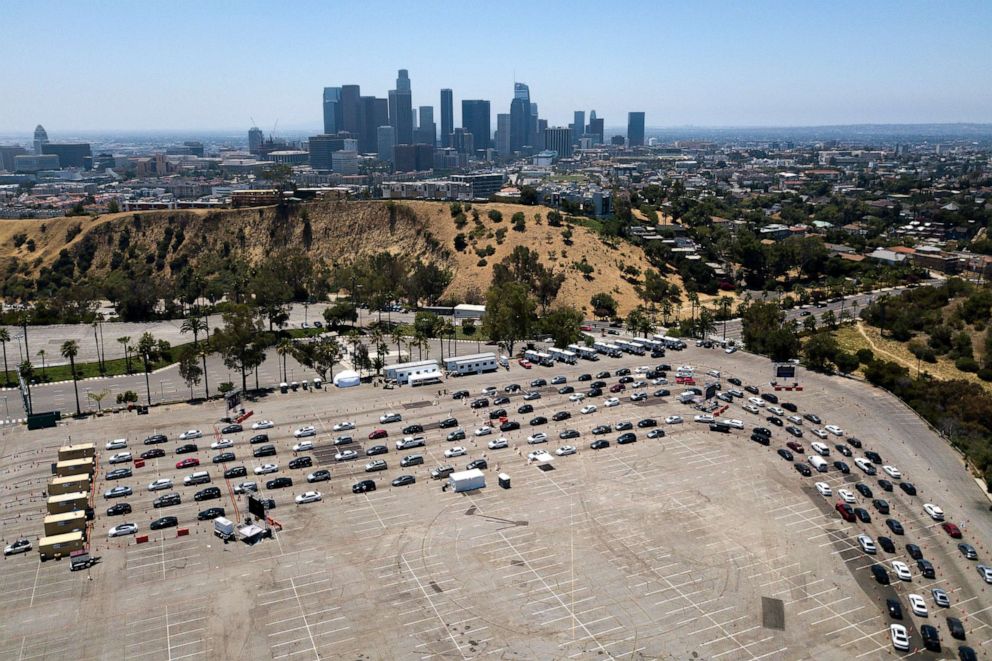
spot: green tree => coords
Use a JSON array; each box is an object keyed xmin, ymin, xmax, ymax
[
  {"xmin": 197, "ymin": 343, "xmax": 211, "ymax": 400},
  {"xmin": 742, "ymin": 300, "xmax": 800, "ymax": 361},
  {"xmin": 833, "ymin": 351, "xmax": 860, "ymax": 375},
  {"xmin": 323, "ymin": 299, "xmax": 358, "ymax": 330},
  {"xmin": 178, "ymin": 348, "xmax": 203, "ymax": 401},
  {"xmin": 214, "ymin": 305, "xmax": 266, "ymax": 394},
  {"xmin": 803, "ymin": 332, "xmax": 839, "ymax": 372},
  {"xmin": 0, "ymin": 328, "xmax": 10, "ymax": 386},
  {"xmin": 60, "ymin": 340, "xmax": 81, "ymax": 416},
  {"xmin": 276, "ymin": 339, "xmax": 294, "ymax": 382},
  {"xmin": 136, "ymin": 332, "xmax": 160, "ymax": 405},
  {"xmin": 538, "ymin": 307, "xmax": 584, "ymax": 348},
  {"xmin": 590, "ymin": 293, "xmax": 618, "ymax": 320},
  {"xmin": 482, "ymin": 282, "xmax": 535, "ymax": 356},
  {"xmin": 626, "ymin": 306, "xmax": 653, "ymax": 338},
  {"xmin": 117, "ymin": 336, "xmax": 132, "ymax": 374},
  {"xmin": 36, "ymin": 349, "xmax": 47, "ymax": 380},
  {"xmin": 180, "ymin": 316, "xmax": 207, "ymax": 347}
]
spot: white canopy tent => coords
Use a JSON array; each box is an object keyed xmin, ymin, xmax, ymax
[{"xmin": 333, "ymin": 370, "xmax": 361, "ymax": 388}]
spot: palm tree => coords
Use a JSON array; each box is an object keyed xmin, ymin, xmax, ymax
[
  {"xmin": 36, "ymin": 349, "xmax": 46, "ymax": 380},
  {"xmin": 0, "ymin": 328, "xmax": 10, "ymax": 386},
  {"xmin": 117, "ymin": 336, "xmax": 131, "ymax": 373},
  {"xmin": 60, "ymin": 340, "xmax": 81, "ymax": 416},
  {"xmin": 276, "ymin": 339, "xmax": 293, "ymax": 383},
  {"xmin": 390, "ymin": 327, "xmax": 404, "ymax": 359},
  {"xmin": 180, "ymin": 316, "xmax": 207, "ymax": 347},
  {"xmin": 197, "ymin": 343, "xmax": 211, "ymax": 399}
]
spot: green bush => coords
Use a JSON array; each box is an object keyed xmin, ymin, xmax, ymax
[
  {"xmin": 977, "ymin": 367, "xmax": 992, "ymax": 382},
  {"xmin": 955, "ymin": 356, "xmax": 980, "ymax": 372},
  {"xmin": 856, "ymin": 348, "xmax": 875, "ymax": 364}
]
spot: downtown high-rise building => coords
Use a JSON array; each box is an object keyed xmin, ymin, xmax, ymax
[
  {"xmin": 248, "ymin": 126, "xmax": 264, "ymax": 154},
  {"xmin": 495, "ymin": 113, "xmax": 511, "ymax": 156},
  {"xmin": 415, "ymin": 106, "xmax": 436, "ymax": 146},
  {"xmin": 544, "ymin": 127, "xmax": 572, "ymax": 158},
  {"xmin": 627, "ymin": 112, "xmax": 645, "ymax": 147},
  {"xmin": 377, "ymin": 126, "xmax": 395, "ymax": 163},
  {"xmin": 571, "ymin": 111, "xmax": 585, "ymax": 145},
  {"xmin": 509, "ymin": 82, "xmax": 531, "ymax": 152},
  {"xmin": 587, "ymin": 110, "xmax": 604, "ymax": 144},
  {"xmin": 340, "ymin": 85, "xmax": 362, "ymax": 135},
  {"xmin": 440, "ymin": 89, "xmax": 453, "ymax": 148},
  {"xmin": 33, "ymin": 125, "xmax": 48, "ymax": 154},
  {"xmin": 323, "ymin": 87, "xmax": 341, "ymax": 134},
  {"xmin": 461, "ymin": 100, "xmax": 491, "ymax": 151},
  {"xmin": 389, "ymin": 69, "xmax": 414, "ymax": 145},
  {"xmin": 358, "ymin": 96, "xmax": 380, "ymax": 153}
]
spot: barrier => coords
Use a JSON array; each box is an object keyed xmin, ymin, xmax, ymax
[
  {"xmin": 236, "ymin": 410, "xmax": 254, "ymax": 423},
  {"xmin": 177, "ymin": 528, "xmax": 189, "ymax": 537},
  {"xmin": 134, "ymin": 459, "xmax": 145, "ymax": 469},
  {"xmin": 135, "ymin": 535, "xmax": 149, "ymax": 544}
]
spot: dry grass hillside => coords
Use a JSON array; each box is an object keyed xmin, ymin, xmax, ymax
[{"xmin": 1, "ymin": 200, "xmax": 668, "ymax": 315}]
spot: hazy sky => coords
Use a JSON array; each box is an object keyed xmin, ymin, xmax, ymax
[{"xmin": 4, "ymin": 0, "xmax": 992, "ymax": 134}]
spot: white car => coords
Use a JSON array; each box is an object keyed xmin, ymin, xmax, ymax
[
  {"xmin": 720, "ymin": 419, "xmax": 744, "ymax": 429},
  {"xmin": 148, "ymin": 478, "xmax": 172, "ymax": 491},
  {"xmin": 295, "ymin": 491, "xmax": 322, "ymax": 504},
  {"xmin": 556, "ymin": 445, "xmax": 577, "ymax": 456},
  {"xmin": 923, "ymin": 503, "xmax": 945, "ymax": 521},
  {"xmin": 108, "ymin": 523, "xmax": 138, "ymax": 538},
  {"xmin": 488, "ymin": 437, "xmax": 508, "ymax": 450},
  {"xmin": 748, "ymin": 397, "xmax": 766, "ymax": 407},
  {"xmin": 891, "ymin": 560, "xmax": 912, "ymax": 581},
  {"xmin": 742, "ymin": 405, "xmax": 760, "ymax": 414},
  {"xmin": 787, "ymin": 415, "xmax": 803, "ymax": 425},
  {"xmin": 527, "ymin": 432, "xmax": 548, "ymax": 445},
  {"xmin": 693, "ymin": 414, "xmax": 714, "ymax": 424},
  {"xmin": 528, "ymin": 450, "xmax": 550, "ymax": 461},
  {"xmin": 635, "ymin": 366, "xmax": 651, "ymax": 374},
  {"xmin": 106, "ymin": 438, "xmax": 128, "ymax": 450},
  {"xmin": 882, "ymin": 465, "xmax": 902, "ymax": 479},
  {"xmin": 815, "ymin": 482, "xmax": 832, "ymax": 497},
  {"xmin": 293, "ymin": 426, "xmax": 316, "ymax": 438},
  {"xmin": 109, "ymin": 452, "xmax": 132, "ymax": 464},
  {"xmin": 234, "ymin": 481, "xmax": 258, "ymax": 494},
  {"xmin": 335, "ymin": 450, "xmax": 358, "ymax": 461},
  {"xmin": 292, "ymin": 440, "xmax": 314, "ymax": 452},
  {"xmin": 179, "ymin": 430, "xmax": 202, "ymax": 440},
  {"xmin": 665, "ymin": 415, "xmax": 683, "ymax": 424},
  {"xmin": 907, "ymin": 593, "xmax": 928, "ymax": 617},
  {"xmin": 569, "ymin": 393, "xmax": 586, "ymax": 402},
  {"xmin": 254, "ymin": 463, "xmax": 279, "ymax": 475},
  {"xmin": 604, "ymin": 397, "xmax": 620, "ymax": 407},
  {"xmin": 768, "ymin": 406, "xmax": 786, "ymax": 416},
  {"xmin": 812, "ymin": 428, "xmax": 828, "ymax": 439},
  {"xmin": 580, "ymin": 404, "xmax": 598, "ymax": 415},
  {"xmin": 857, "ymin": 534, "xmax": 876, "ymax": 554},
  {"xmin": 838, "ymin": 489, "xmax": 856, "ymax": 504},
  {"xmin": 824, "ymin": 425, "xmax": 844, "ymax": 436},
  {"xmin": 251, "ymin": 419, "xmax": 274, "ymax": 430},
  {"xmin": 890, "ymin": 624, "xmax": 910, "ymax": 651},
  {"xmin": 474, "ymin": 426, "xmax": 492, "ymax": 437},
  {"xmin": 444, "ymin": 446, "xmax": 467, "ymax": 458},
  {"xmin": 379, "ymin": 412, "xmax": 402, "ymax": 423},
  {"xmin": 332, "ymin": 421, "xmax": 355, "ymax": 431},
  {"xmin": 3, "ymin": 539, "xmax": 32, "ymax": 556},
  {"xmin": 725, "ymin": 346, "xmax": 737, "ymax": 354},
  {"xmin": 211, "ymin": 438, "xmax": 233, "ymax": 450}
]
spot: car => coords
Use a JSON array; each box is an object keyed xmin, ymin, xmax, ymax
[
  {"xmin": 517, "ymin": 359, "xmax": 532, "ymax": 369},
  {"xmin": 253, "ymin": 445, "xmax": 276, "ymax": 458},
  {"xmin": 958, "ymin": 543, "xmax": 978, "ymax": 560},
  {"xmin": 768, "ymin": 406, "xmax": 786, "ymax": 416},
  {"xmin": 294, "ymin": 490, "xmax": 322, "ymax": 504},
  {"xmin": 855, "ymin": 459, "xmax": 877, "ymax": 476},
  {"xmin": 396, "ymin": 436, "xmax": 426, "ymax": 450},
  {"xmin": 694, "ymin": 414, "xmax": 714, "ymax": 424},
  {"xmin": 212, "ymin": 452, "xmax": 235, "ymax": 464},
  {"xmin": 795, "ymin": 463, "xmax": 812, "ymax": 476},
  {"xmin": 220, "ymin": 424, "xmax": 242, "ymax": 434},
  {"xmin": 249, "ymin": 434, "xmax": 269, "ymax": 445},
  {"xmin": 176, "ymin": 457, "xmax": 200, "ymax": 469},
  {"xmin": 335, "ymin": 449, "xmax": 358, "ymax": 462},
  {"xmin": 744, "ymin": 385, "xmax": 760, "ymax": 395},
  {"xmin": 717, "ymin": 392, "xmax": 734, "ymax": 404},
  {"xmin": 906, "ymin": 543, "xmax": 924, "ymax": 560},
  {"xmin": 918, "ymin": 558, "xmax": 936, "ymax": 579},
  {"xmin": 878, "ymin": 536, "xmax": 896, "ymax": 553},
  {"xmin": 197, "ymin": 507, "xmax": 225, "ymax": 521},
  {"xmin": 551, "ymin": 411, "xmax": 571, "ymax": 422},
  {"xmin": 943, "ymin": 522, "xmax": 963, "ymax": 538},
  {"xmin": 647, "ymin": 429, "xmax": 666, "ymax": 439},
  {"xmin": 556, "ymin": 445, "xmax": 577, "ymax": 456},
  {"xmin": 727, "ymin": 389, "xmax": 744, "ymax": 398},
  {"xmin": 882, "ymin": 465, "xmax": 902, "ymax": 479},
  {"xmin": 442, "ymin": 429, "xmax": 465, "ymax": 443},
  {"xmin": 920, "ymin": 624, "xmax": 941, "ymax": 652},
  {"xmin": 108, "ymin": 522, "xmax": 139, "ymax": 538},
  {"xmin": 558, "ymin": 385, "xmax": 575, "ymax": 395},
  {"xmin": 527, "ymin": 432, "xmax": 548, "ymax": 445},
  {"xmin": 960, "ymin": 645, "xmax": 979, "ymax": 661},
  {"xmin": 292, "ymin": 441, "xmax": 313, "ymax": 452},
  {"xmin": 517, "ymin": 404, "xmax": 534, "ymax": 415},
  {"xmin": 899, "ymin": 482, "xmax": 917, "ymax": 496},
  {"xmin": 402, "ymin": 423, "xmax": 424, "ymax": 435},
  {"xmin": 653, "ymin": 389, "xmax": 670, "ymax": 398},
  {"xmin": 466, "ymin": 459, "xmax": 488, "ymax": 470},
  {"xmin": 767, "ymin": 416, "xmax": 783, "ymax": 427},
  {"xmin": 523, "ymin": 391, "xmax": 542, "ymax": 401},
  {"xmin": 590, "ymin": 439, "xmax": 610, "ymax": 450},
  {"xmin": 529, "ymin": 416, "xmax": 547, "ymax": 426},
  {"xmin": 333, "ymin": 435, "xmax": 353, "ymax": 446},
  {"xmin": 748, "ymin": 397, "xmax": 766, "ymax": 408},
  {"xmin": 438, "ymin": 417, "xmax": 459, "ymax": 429},
  {"xmin": 835, "ymin": 444, "xmax": 852, "ymax": 457},
  {"xmin": 307, "ymin": 469, "xmax": 331, "ymax": 483},
  {"xmin": 580, "ymin": 404, "xmax": 598, "ymax": 414},
  {"xmin": 379, "ymin": 412, "xmax": 402, "ymax": 423},
  {"xmin": 234, "ymin": 481, "xmax": 258, "ymax": 494},
  {"xmin": 254, "ymin": 463, "xmax": 278, "ymax": 475},
  {"xmin": 224, "ymin": 466, "xmax": 248, "ymax": 481},
  {"xmin": 108, "ymin": 452, "xmax": 132, "ymax": 464},
  {"xmin": 175, "ymin": 443, "xmax": 198, "ymax": 454},
  {"xmin": 288, "ymin": 456, "xmax": 312, "ymax": 469},
  {"xmin": 153, "ymin": 492, "xmax": 181, "ymax": 508},
  {"xmin": 614, "ymin": 421, "xmax": 634, "ymax": 431},
  {"xmin": 892, "ymin": 560, "xmax": 912, "ymax": 581},
  {"xmin": 637, "ymin": 418, "xmax": 658, "ymax": 428},
  {"xmin": 530, "ymin": 378, "xmax": 547, "ymax": 388},
  {"xmin": 504, "ymin": 384, "xmax": 521, "ymax": 393},
  {"xmin": 251, "ymin": 419, "xmax": 274, "ymax": 430},
  {"xmin": 488, "ymin": 437, "xmax": 508, "ymax": 450},
  {"xmin": 824, "ymin": 425, "xmax": 844, "ymax": 436},
  {"xmin": 4, "ymin": 538, "xmax": 33, "ymax": 556},
  {"xmin": 452, "ymin": 390, "xmax": 470, "ymax": 400},
  {"xmin": 777, "ymin": 448, "xmax": 794, "ymax": 461},
  {"xmin": 871, "ymin": 564, "xmax": 890, "ymax": 585},
  {"xmin": 560, "ymin": 429, "xmax": 580, "ymax": 440},
  {"xmin": 846, "ymin": 436, "xmax": 863, "ymax": 449},
  {"xmin": 804, "ymin": 413, "xmax": 822, "ymax": 424},
  {"xmin": 812, "ymin": 428, "xmax": 828, "ymax": 439},
  {"xmin": 179, "ymin": 429, "xmax": 202, "ymax": 440},
  {"xmin": 947, "ymin": 616, "xmax": 965, "ymax": 640},
  {"xmin": 877, "ymin": 478, "xmax": 893, "ymax": 491},
  {"xmin": 364, "ymin": 429, "xmax": 387, "ymax": 441},
  {"xmin": 444, "ymin": 446, "xmax": 466, "ymax": 458},
  {"xmin": 353, "ymin": 480, "xmax": 376, "ymax": 493},
  {"xmin": 886, "ymin": 518, "xmax": 905, "ymax": 535},
  {"xmin": 854, "ymin": 483, "xmax": 873, "ymax": 498},
  {"xmin": 104, "ymin": 485, "xmax": 133, "ymax": 499},
  {"xmin": 577, "ymin": 373, "xmax": 591, "ymax": 382},
  {"xmin": 609, "ymin": 384, "xmax": 626, "ymax": 393},
  {"xmin": 604, "ymin": 397, "xmax": 621, "ymax": 407},
  {"xmin": 106, "ymin": 502, "xmax": 132, "ymax": 516},
  {"xmin": 106, "ymin": 467, "xmax": 132, "ymax": 481},
  {"xmin": 617, "ymin": 433, "xmax": 637, "ymax": 444},
  {"xmin": 890, "ymin": 624, "xmax": 910, "ymax": 651},
  {"xmin": 854, "ymin": 507, "xmax": 871, "ymax": 523},
  {"xmin": 977, "ymin": 565, "xmax": 992, "ymax": 583},
  {"xmin": 815, "ymin": 482, "xmax": 832, "ymax": 497},
  {"xmin": 833, "ymin": 460, "xmax": 850, "ymax": 474},
  {"xmin": 837, "ymin": 489, "xmax": 856, "ymax": 504},
  {"xmin": 630, "ymin": 392, "xmax": 647, "ymax": 402},
  {"xmin": 550, "ymin": 375, "xmax": 567, "ymax": 385},
  {"xmin": 786, "ymin": 426, "xmax": 803, "ymax": 438},
  {"xmin": 140, "ymin": 448, "xmax": 165, "ymax": 460},
  {"xmin": 106, "ymin": 438, "xmax": 128, "ymax": 450},
  {"xmin": 148, "ymin": 478, "xmax": 173, "ymax": 491},
  {"xmin": 836, "ymin": 502, "xmax": 855, "ymax": 522},
  {"xmin": 392, "ymin": 474, "xmax": 416, "ymax": 487},
  {"xmin": 903, "ymin": 592, "xmax": 929, "ymax": 617},
  {"xmin": 886, "ymin": 597, "xmax": 903, "ymax": 620},
  {"xmin": 474, "ymin": 426, "xmax": 493, "ymax": 437},
  {"xmin": 865, "ymin": 450, "xmax": 882, "ymax": 464},
  {"xmin": 873, "ymin": 499, "xmax": 890, "ymax": 514},
  {"xmin": 923, "ymin": 503, "xmax": 945, "ymax": 521},
  {"xmin": 857, "ymin": 534, "xmax": 877, "ymax": 554},
  {"xmin": 194, "ymin": 486, "xmax": 221, "ymax": 501},
  {"xmin": 150, "ymin": 516, "xmax": 178, "ymax": 531},
  {"xmin": 786, "ymin": 441, "xmax": 804, "ymax": 453},
  {"xmin": 266, "ymin": 477, "xmax": 293, "ymax": 489}
]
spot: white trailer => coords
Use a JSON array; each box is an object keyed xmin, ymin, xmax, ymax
[
  {"xmin": 571, "ymin": 344, "xmax": 599, "ymax": 360},
  {"xmin": 448, "ymin": 468, "xmax": 486, "ymax": 492},
  {"xmin": 549, "ymin": 347, "xmax": 577, "ymax": 364},
  {"xmin": 615, "ymin": 339, "xmax": 645, "ymax": 355},
  {"xmin": 534, "ymin": 351, "xmax": 554, "ymax": 367}
]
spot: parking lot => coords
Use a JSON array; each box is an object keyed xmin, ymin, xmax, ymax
[{"xmin": 1, "ymin": 343, "xmax": 990, "ymax": 659}]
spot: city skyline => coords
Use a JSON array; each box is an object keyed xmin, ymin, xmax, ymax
[{"xmin": 4, "ymin": 0, "xmax": 992, "ymax": 132}]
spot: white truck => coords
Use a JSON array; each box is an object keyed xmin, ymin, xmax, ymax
[
  {"xmin": 448, "ymin": 468, "xmax": 485, "ymax": 493},
  {"xmin": 214, "ymin": 516, "xmax": 235, "ymax": 540}
]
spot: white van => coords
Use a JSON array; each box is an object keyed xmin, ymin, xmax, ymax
[
  {"xmin": 811, "ymin": 442, "xmax": 830, "ymax": 456},
  {"xmin": 808, "ymin": 455, "xmax": 829, "ymax": 472},
  {"xmin": 184, "ymin": 471, "xmax": 211, "ymax": 486}
]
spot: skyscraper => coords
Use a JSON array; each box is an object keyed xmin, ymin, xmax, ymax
[
  {"xmin": 248, "ymin": 126, "xmax": 264, "ymax": 154},
  {"xmin": 340, "ymin": 85, "xmax": 362, "ymax": 135},
  {"xmin": 461, "ymin": 100, "xmax": 491, "ymax": 151},
  {"xmin": 440, "ymin": 89, "xmax": 454, "ymax": 148},
  {"xmin": 572, "ymin": 111, "xmax": 585, "ymax": 145},
  {"xmin": 389, "ymin": 69, "xmax": 414, "ymax": 145},
  {"xmin": 377, "ymin": 126, "xmax": 395, "ymax": 163},
  {"xmin": 587, "ymin": 111, "xmax": 604, "ymax": 144},
  {"xmin": 308, "ymin": 134, "xmax": 348, "ymax": 170},
  {"xmin": 323, "ymin": 87, "xmax": 341, "ymax": 134},
  {"xmin": 544, "ymin": 127, "xmax": 573, "ymax": 158},
  {"xmin": 358, "ymin": 96, "xmax": 379, "ymax": 153},
  {"xmin": 627, "ymin": 112, "xmax": 645, "ymax": 147},
  {"xmin": 396, "ymin": 69, "xmax": 411, "ymax": 93},
  {"xmin": 509, "ymin": 82, "xmax": 531, "ymax": 152},
  {"xmin": 496, "ymin": 113, "xmax": 511, "ymax": 156},
  {"xmin": 415, "ymin": 106, "xmax": 436, "ymax": 146},
  {"xmin": 33, "ymin": 125, "xmax": 48, "ymax": 154},
  {"xmin": 374, "ymin": 98, "xmax": 389, "ymax": 134}
]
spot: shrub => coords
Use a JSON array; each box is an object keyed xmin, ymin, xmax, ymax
[
  {"xmin": 476, "ymin": 258, "xmax": 488, "ymax": 267},
  {"xmin": 977, "ymin": 367, "xmax": 992, "ymax": 382},
  {"xmin": 856, "ymin": 348, "xmax": 875, "ymax": 364},
  {"xmin": 955, "ymin": 356, "xmax": 980, "ymax": 372},
  {"xmin": 454, "ymin": 234, "xmax": 467, "ymax": 251},
  {"xmin": 487, "ymin": 209, "xmax": 503, "ymax": 223}
]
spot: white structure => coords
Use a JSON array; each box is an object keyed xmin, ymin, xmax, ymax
[
  {"xmin": 333, "ymin": 370, "xmax": 361, "ymax": 388},
  {"xmin": 443, "ymin": 352, "xmax": 499, "ymax": 376},
  {"xmin": 385, "ymin": 359, "xmax": 441, "ymax": 386},
  {"xmin": 453, "ymin": 304, "xmax": 486, "ymax": 320},
  {"xmin": 448, "ymin": 468, "xmax": 485, "ymax": 492}
]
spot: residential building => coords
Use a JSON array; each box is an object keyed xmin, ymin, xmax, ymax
[
  {"xmin": 461, "ymin": 100, "xmax": 491, "ymax": 150},
  {"xmin": 627, "ymin": 112, "xmax": 645, "ymax": 147},
  {"xmin": 440, "ymin": 89, "xmax": 453, "ymax": 148},
  {"xmin": 450, "ymin": 173, "xmax": 505, "ymax": 199}
]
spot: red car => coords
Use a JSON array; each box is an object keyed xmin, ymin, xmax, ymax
[
  {"xmin": 580, "ymin": 325, "xmax": 592, "ymax": 331},
  {"xmin": 786, "ymin": 441, "xmax": 804, "ymax": 453},
  {"xmin": 609, "ymin": 383, "xmax": 626, "ymax": 393},
  {"xmin": 176, "ymin": 457, "xmax": 200, "ymax": 469},
  {"xmin": 368, "ymin": 429, "xmax": 388, "ymax": 440},
  {"xmin": 835, "ymin": 501, "xmax": 855, "ymax": 522},
  {"xmin": 943, "ymin": 522, "xmax": 963, "ymax": 538},
  {"xmin": 518, "ymin": 359, "xmax": 532, "ymax": 369}
]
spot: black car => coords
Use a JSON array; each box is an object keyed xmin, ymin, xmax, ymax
[
  {"xmin": 253, "ymin": 445, "xmax": 277, "ymax": 458},
  {"xmin": 847, "ymin": 436, "xmax": 863, "ymax": 449},
  {"xmin": 194, "ymin": 487, "xmax": 221, "ymax": 501},
  {"xmin": 750, "ymin": 433, "xmax": 770, "ymax": 446},
  {"xmin": 197, "ymin": 507, "xmax": 225, "ymax": 521},
  {"xmin": 870, "ymin": 564, "xmax": 890, "ymax": 584},
  {"xmin": 906, "ymin": 544, "xmax": 923, "ymax": 560},
  {"xmin": 153, "ymin": 493, "xmax": 181, "ymax": 508},
  {"xmin": 558, "ymin": 385, "xmax": 575, "ymax": 394},
  {"xmin": 392, "ymin": 475, "xmax": 416, "ymax": 487},
  {"xmin": 588, "ymin": 388, "xmax": 603, "ymax": 397},
  {"xmin": 577, "ymin": 374, "xmax": 591, "ymax": 382},
  {"xmin": 212, "ymin": 452, "xmax": 236, "ymax": 464},
  {"xmin": 493, "ymin": 396, "xmax": 510, "ymax": 406},
  {"xmin": 728, "ymin": 377, "xmax": 742, "ymax": 386},
  {"xmin": 918, "ymin": 559, "xmax": 935, "ymax": 579},
  {"xmin": 559, "ymin": 429, "xmax": 580, "ymax": 440},
  {"xmin": 617, "ymin": 433, "xmax": 637, "ymax": 444},
  {"xmin": 920, "ymin": 624, "xmax": 941, "ymax": 652},
  {"xmin": 266, "ymin": 477, "xmax": 293, "ymax": 489},
  {"xmin": 366, "ymin": 445, "xmax": 388, "ymax": 456},
  {"xmin": 767, "ymin": 416, "xmax": 783, "ymax": 427},
  {"xmin": 452, "ymin": 390, "xmax": 469, "ymax": 399},
  {"xmin": 402, "ymin": 424, "xmax": 424, "ymax": 435},
  {"xmin": 833, "ymin": 461, "xmax": 850, "ymax": 474},
  {"xmin": 835, "ymin": 444, "xmax": 852, "ymax": 457},
  {"xmin": 872, "ymin": 499, "xmax": 890, "ymax": 514},
  {"xmin": 307, "ymin": 469, "xmax": 331, "ymax": 483},
  {"xmin": 517, "ymin": 404, "xmax": 534, "ymax": 414},
  {"xmin": 150, "ymin": 516, "xmax": 178, "ymax": 530},
  {"xmin": 618, "ymin": 376, "xmax": 634, "ymax": 384},
  {"xmin": 446, "ymin": 430, "xmax": 466, "ymax": 441},
  {"xmin": 959, "ymin": 646, "xmax": 978, "ymax": 661},
  {"xmin": 878, "ymin": 536, "xmax": 896, "ymax": 553},
  {"xmin": 595, "ymin": 371, "xmax": 611, "ymax": 379},
  {"xmin": 886, "ymin": 518, "xmax": 905, "ymax": 535},
  {"xmin": 947, "ymin": 617, "xmax": 966, "ymax": 641},
  {"xmin": 854, "ymin": 508, "xmax": 871, "ymax": 523},
  {"xmin": 865, "ymin": 450, "xmax": 882, "ymax": 464},
  {"xmin": 221, "ymin": 424, "xmax": 242, "ymax": 434},
  {"xmin": 616, "ymin": 368, "xmax": 631, "ymax": 376},
  {"xmin": 530, "ymin": 379, "xmax": 547, "ymax": 387},
  {"xmin": 175, "ymin": 444, "xmax": 198, "ymax": 454},
  {"xmin": 471, "ymin": 398, "xmax": 489, "ymax": 409},
  {"xmin": 106, "ymin": 503, "xmax": 132, "ymax": 516},
  {"xmin": 504, "ymin": 384, "xmax": 521, "ymax": 393},
  {"xmin": 878, "ymin": 479, "xmax": 893, "ymax": 492},
  {"xmin": 552, "ymin": 411, "xmax": 571, "ymax": 422},
  {"xmin": 590, "ymin": 439, "xmax": 610, "ymax": 450},
  {"xmin": 439, "ymin": 417, "xmax": 459, "ymax": 429},
  {"xmin": 777, "ymin": 448, "xmax": 793, "ymax": 460},
  {"xmin": 500, "ymin": 421, "xmax": 521, "ymax": 432},
  {"xmin": 106, "ymin": 468, "xmax": 132, "ymax": 480},
  {"xmin": 958, "ymin": 543, "xmax": 978, "ymax": 560},
  {"xmin": 781, "ymin": 402, "xmax": 798, "ymax": 413},
  {"xmin": 530, "ymin": 416, "xmax": 548, "ymax": 426},
  {"xmin": 224, "ymin": 465, "xmax": 247, "ymax": 479},
  {"xmin": 795, "ymin": 463, "xmax": 812, "ymax": 476},
  {"xmin": 855, "ymin": 483, "xmax": 873, "ymax": 499},
  {"xmin": 591, "ymin": 380, "xmax": 607, "ymax": 389},
  {"xmin": 140, "ymin": 448, "xmax": 166, "ymax": 459},
  {"xmin": 489, "ymin": 408, "xmax": 508, "ymax": 420},
  {"xmin": 760, "ymin": 393, "xmax": 779, "ymax": 404},
  {"xmin": 887, "ymin": 597, "xmax": 903, "ymax": 619},
  {"xmin": 753, "ymin": 427, "xmax": 772, "ymax": 438},
  {"xmin": 899, "ymin": 482, "xmax": 917, "ymax": 496},
  {"xmin": 249, "ymin": 434, "xmax": 269, "ymax": 444},
  {"xmin": 710, "ymin": 423, "xmax": 731, "ymax": 433},
  {"xmin": 289, "ymin": 456, "xmax": 313, "ymax": 469},
  {"xmin": 803, "ymin": 413, "xmax": 822, "ymax": 424},
  {"xmin": 786, "ymin": 426, "xmax": 803, "ymax": 438},
  {"xmin": 352, "ymin": 480, "xmax": 376, "ymax": 493},
  {"xmin": 637, "ymin": 418, "xmax": 657, "ymax": 428},
  {"xmin": 653, "ymin": 389, "xmax": 670, "ymax": 398},
  {"xmin": 466, "ymin": 459, "xmax": 488, "ymax": 470},
  {"xmin": 143, "ymin": 434, "xmax": 168, "ymax": 445},
  {"xmin": 592, "ymin": 425, "xmax": 611, "ymax": 435},
  {"xmin": 744, "ymin": 385, "xmax": 760, "ymax": 395}
]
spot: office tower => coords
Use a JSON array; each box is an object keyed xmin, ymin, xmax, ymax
[
  {"xmin": 323, "ymin": 87, "xmax": 342, "ymax": 134},
  {"xmin": 627, "ymin": 112, "xmax": 645, "ymax": 147},
  {"xmin": 377, "ymin": 126, "xmax": 395, "ymax": 163},
  {"xmin": 415, "ymin": 106, "xmax": 436, "ymax": 146},
  {"xmin": 587, "ymin": 111, "xmax": 604, "ymax": 144},
  {"xmin": 440, "ymin": 89, "xmax": 453, "ymax": 148},
  {"xmin": 496, "ymin": 113, "xmax": 511, "ymax": 156},
  {"xmin": 396, "ymin": 69, "xmax": 411, "ymax": 93},
  {"xmin": 572, "ymin": 111, "xmax": 585, "ymax": 145},
  {"xmin": 544, "ymin": 127, "xmax": 573, "ymax": 158},
  {"xmin": 393, "ymin": 143, "xmax": 434, "ymax": 172},
  {"xmin": 42, "ymin": 143, "xmax": 91, "ymax": 168},
  {"xmin": 308, "ymin": 134, "xmax": 349, "ymax": 170},
  {"xmin": 357, "ymin": 96, "xmax": 380, "ymax": 153},
  {"xmin": 332, "ymin": 149, "xmax": 359, "ymax": 175},
  {"xmin": 373, "ymin": 98, "xmax": 389, "ymax": 134},
  {"xmin": 451, "ymin": 128, "xmax": 474, "ymax": 155},
  {"xmin": 0, "ymin": 146, "xmax": 28, "ymax": 172},
  {"xmin": 183, "ymin": 141, "xmax": 205, "ymax": 157},
  {"xmin": 509, "ymin": 82, "xmax": 530, "ymax": 152},
  {"xmin": 389, "ymin": 90, "xmax": 414, "ymax": 145},
  {"xmin": 33, "ymin": 125, "xmax": 48, "ymax": 154},
  {"xmin": 461, "ymin": 100, "xmax": 490, "ymax": 151},
  {"xmin": 248, "ymin": 126, "xmax": 264, "ymax": 154},
  {"xmin": 537, "ymin": 119, "xmax": 547, "ymax": 136},
  {"xmin": 530, "ymin": 102, "xmax": 539, "ymax": 148},
  {"xmin": 340, "ymin": 85, "xmax": 362, "ymax": 135}
]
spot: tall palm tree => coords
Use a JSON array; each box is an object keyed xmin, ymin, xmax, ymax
[
  {"xmin": 117, "ymin": 336, "xmax": 131, "ymax": 373},
  {"xmin": 60, "ymin": 340, "xmax": 81, "ymax": 416},
  {"xmin": 391, "ymin": 327, "xmax": 404, "ymax": 360},
  {"xmin": 197, "ymin": 344, "xmax": 211, "ymax": 399},
  {"xmin": 36, "ymin": 349, "xmax": 46, "ymax": 380},
  {"xmin": 0, "ymin": 328, "xmax": 10, "ymax": 386},
  {"xmin": 276, "ymin": 339, "xmax": 293, "ymax": 383},
  {"xmin": 180, "ymin": 316, "xmax": 207, "ymax": 347}
]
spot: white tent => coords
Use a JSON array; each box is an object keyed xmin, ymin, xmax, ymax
[{"xmin": 333, "ymin": 370, "xmax": 360, "ymax": 388}]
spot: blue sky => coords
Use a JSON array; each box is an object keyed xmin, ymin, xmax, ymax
[{"xmin": 4, "ymin": 0, "xmax": 991, "ymax": 133}]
